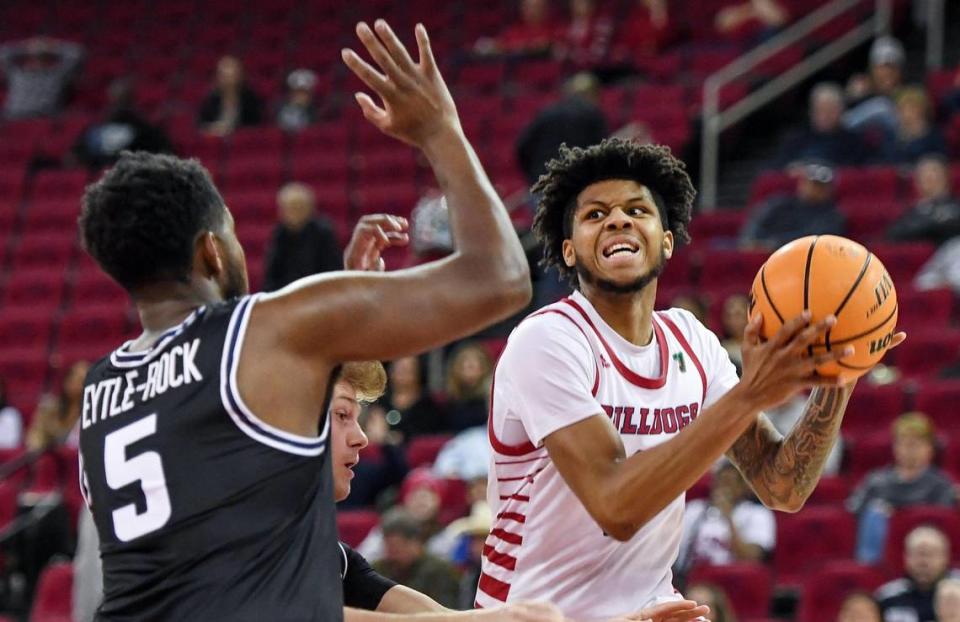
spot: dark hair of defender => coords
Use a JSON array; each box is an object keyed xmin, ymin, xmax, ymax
[
  {"xmin": 531, "ymin": 138, "xmax": 696, "ymax": 288},
  {"xmin": 79, "ymin": 151, "xmax": 227, "ymax": 292}
]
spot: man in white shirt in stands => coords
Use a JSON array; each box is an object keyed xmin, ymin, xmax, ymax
[{"xmin": 479, "ymin": 138, "xmax": 905, "ymax": 620}]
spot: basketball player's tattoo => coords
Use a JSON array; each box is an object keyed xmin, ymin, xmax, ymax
[{"xmin": 727, "ymin": 386, "xmax": 851, "ymax": 510}]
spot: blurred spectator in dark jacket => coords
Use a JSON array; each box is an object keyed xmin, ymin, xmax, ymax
[
  {"xmin": 372, "ymin": 508, "xmax": 461, "ymax": 608},
  {"xmin": 777, "ymin": 82, "xmax": 867, "ymax": 168},
  {"xmin": 739, "ymin": 162, "xmax": 844, "ymax": 249},
  {"xmin": 875, "ymin": 526, "xmax": 960, "ymax": 622},
  {"xmin": 262, "ymin": 182, "xmax": 341, "ymax": 291},
  {"xmin": 844, "ymin": 36, "xmax": 904, "ymax": 138},
  {"xmin": 444, "ymin": 343, "xmax": 493, "ymax": 433},
  {"xmin": 380, "ymin": 356, "xmax": 449, "ymax": 441},
  {"xmin": 68, "ymin": 79, "xmax": 172, "ymax": 169},
  {"xmin": 879, "ymin": 87, "xmax": 947, "ymax": 165},
  {"xmin": 517, "ymin": 72, "xmax": 608, "ymax": 185},
  {"xmin": 0, "ymin": 37, "xmax": 84, "ymax": 118},
  {"xmin": 276, "ymin": 68, "xmax": 319, "ymax": 132},
  {"xmin": 26, "ymin": 361, "xmax": 88, "ymax": 451},
  {"xmin": 556, "ymin": 0, "xmax": 615, "ymax": 71},
  {"xmin": 714, "ymin": 0, "xmax": 789, "ymax": 44},
  {"xmin": 474, "ymin": 0, "xmax": 559, "ymax": 57},
  {"xmin": 848, "ymin": 413, "xmax": 956, "ymax": 564},
  {"xmin": 886, "ymin": 155, "xmax": 960, "ymax": 247},
  {"xmin": 0, "ymin": 378, "xmax": 23, "ymax": 449},
  {"xmin": 609, "ymin": 0, "xmax": 674, "ymax": 67},
  {"xmin": 943, "ymin": 67, "xmax": 960, "ymax": 118},
  {"xmin": 198, "ymin": 56, "xmax": 263, "ymax": 136}
]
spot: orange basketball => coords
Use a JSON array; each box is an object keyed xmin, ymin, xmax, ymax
[{"xmin": 748, "ymin": 235, "xmax": 898, "ymax": 382}]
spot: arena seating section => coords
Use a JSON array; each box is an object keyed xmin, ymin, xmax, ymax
[{"xmin": 0, "ymin": 0, "xmax": 959, "ymax": 619}]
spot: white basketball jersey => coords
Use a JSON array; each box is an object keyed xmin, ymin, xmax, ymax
[{"xmin": 478, "ymin": 291, "xmax": 740, "ymax": 620}]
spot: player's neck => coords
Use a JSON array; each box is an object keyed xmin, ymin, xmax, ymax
[
  {"xmin": 131, "ymin": 280, "xmax": 223, "ymax": 341},
  {"xmin": 580, "ymin": 284, "xmax": 656, "ymax": 346}
]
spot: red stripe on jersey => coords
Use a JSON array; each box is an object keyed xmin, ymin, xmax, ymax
[
  {"xmin": 497, "ymin": 466, "xmax": 546, "ymax": 483},
  {"xmin": 562, "ymin": 297, "xmax": 670, "ymax": 389},
  {"xmin": 657, "ymin": 313, "xmax": 707, "ymax": 404},
  {"xmin": 495, "ymin": 453, "xmax": 548, "ymax": 466},
  {"xmin": 487, "ymin": 373, "xmax": 537, "ymax": 456},
  {"xmin": 479, "ymin": 572, "xmax": 511, "ymax": 602},
  {"xmin": 490, "ymin": 528, "xmax": 524, "ymax": 545},
  {"xmin": 499, "ymin": 494, "xmax": 530, "ymax": 502},
  {"xmin": 496, "ymin": 512, "xmax": 527, "ymax": 524},
  {"xmin": 483, "ymin": 543, "xmax": 518, "ymax": 570}
]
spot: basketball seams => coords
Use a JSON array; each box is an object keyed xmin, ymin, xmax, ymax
[
  {"xmin": 802, "ymin": 236, "xmax": 819, "ymax": 357},
  {"xmin": 760, "ymin": 264, "xmax": 784, "ymax": 324},
  {"xmin": 824, "ymin": 252, "xmax": 873, "ymax": 353},
  {"xmin": 809, "ymin": 303, "xmax": 898, "ymax": 347}
]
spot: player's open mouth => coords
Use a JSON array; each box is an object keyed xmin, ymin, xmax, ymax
[{"xmin": 601, "ymin": 238, "xmax": 640, "ymax": 258}]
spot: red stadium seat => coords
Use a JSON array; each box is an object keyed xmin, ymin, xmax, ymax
[
  {"xmin": 688, "ymin": 210, "xmax": 746, "ymax": 243},
  {"xmin": 884, "ymin": 506, "xmax": 960, "ymax": 576},
  {"xmin": 0, "ymin": 309, "xmax": 53, "ymax": 350},
  {"xmin": 336, "ymin": 510, "xmax": 379, "ymax": 548},
  {"xmin": 845, "ymin": 431, "xmax": 892, "ymax": 482},
  {"xmin": 796, "ymin": 561, "xmax": 887, "ymax": 622},
  {"xmin": 891, "ymin": 329, "xmax": 960, "ymax": 379},
  {"xmin": 2, "ymin": 267, "xmax": 65, "ymax": 312},
  {"xmin": 697, "ymin": 248, "xmax": 768, "ymax": 292},
  {"xmin": 687, "ymin": 562, "xmax": 772, "ymax": 618},
  {"xmin": 510, "ymin": 59, "xmax": 562, "ymax": 93},
  {"xmin": 774, "ymin": 506, "xmax": 856, "ymax": 587},
  {"xmin": 870, "ymin": 242, "xmax": 935, "ymax": 285},
  {"xmin": 807, "ymin": 475, "xmax": 852, "ymax": 506},
  {"xmin": 895, "ymin": 287, "xmax": 954, "ymax": 334},
  {"xmin": 30, "ymin": 170, "xmax": 90, "ymax": 204},
  {"xmin": 842, "ymin": 383, "xmax": 906, "ymax": 436},
  {"xmin": 748, "ymin": 171, "xmax": 792, "ymax": 207},
  {"xmin": 352, "ymin": 148, "xmax": 419, "ymax": 182},
  {"xmin": 10, "ymin": 232, "xmax": 76, "ymax": 271},
  {"xmin": 56, "ymin": 306, "xmax": 131, "ymax": 352},
  {"xmin": 29, "ymin": 561, "xmax": 73, "ymax": 622},
  {"xmin": 839, "ymin": 199, "xmax": 903, "ymax": 241},
  {"xmin": 405, "ymin": 435, "xmax": 453, "ymax": 469},
  {"xmin": 69, "ymin": 269, "xmax": 128, "ymax": 309},
  {"xmin": 914, "ymin": 380, "xmax": 960, "ymax": 434},
  {"xmin": 835, "ymin": 167, "xmax": 901, "ymax": 202}
]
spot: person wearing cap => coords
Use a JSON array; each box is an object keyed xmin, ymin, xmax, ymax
[
  {"xmin": 738, "ymin": 161, "xmax": 845, "ymax": 249},
  {"xmin": 843, "ymin": 35, "xmax": 904, "ymax": 137},
  {"xmin": 0, "ymin": 36, "xmax": 84, "ymax": 118},
  {"xmin": 847, "ymin": 412, "xmax": 956, "ymax": 564},
  {"xmin": 277, "ymin": 68, "xmax": 319, "ymax": 132}
]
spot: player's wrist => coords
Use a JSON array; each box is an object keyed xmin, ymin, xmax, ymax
[{"xmin": 418, "ymin": 123, "xmax": 466, "ymax": 159}]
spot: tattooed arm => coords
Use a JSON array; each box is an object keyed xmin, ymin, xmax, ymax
[{"xmin": 726, "ymin": 384, "xmax": 854, "ymax": 512}]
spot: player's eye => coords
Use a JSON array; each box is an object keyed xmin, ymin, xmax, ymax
[{"xmin": 586, "ymin": 209, "xmax": 605, "ymax": 220}]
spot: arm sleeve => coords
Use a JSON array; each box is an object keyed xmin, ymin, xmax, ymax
[
  {"xmin": 495, "ymin": 315, "xmax": 604, "ymax": 447},
  {"xmin": 340, "ymin": 542, "xmax": 397, "ymax": 611}
]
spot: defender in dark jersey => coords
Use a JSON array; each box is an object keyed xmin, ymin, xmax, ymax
[{"xmin": 77, "ymin": 20, "xmax": 534, "ymax": 622}]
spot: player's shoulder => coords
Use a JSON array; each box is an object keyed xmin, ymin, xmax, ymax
[
  {"xmin": 656, "ymin": 307, "xmax": 721, "ymax": 347},
  {"xmin": 500, "ymin": 302, "xmax": 595, "ymax": 363}
]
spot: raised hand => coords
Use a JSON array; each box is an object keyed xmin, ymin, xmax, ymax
[
  {"xmin": 341, "ymin": 20, "xmax": 460, "ymax": 148},
  {"xmin": 343, "ymin": 214, "xmax": 410, "ymax": 271}
]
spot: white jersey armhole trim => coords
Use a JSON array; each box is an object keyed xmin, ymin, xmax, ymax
[{"xmin": 220, "ymin": 294, "xmax": 329, "ymax": 456}]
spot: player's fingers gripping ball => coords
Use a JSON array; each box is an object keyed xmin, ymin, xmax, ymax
[{"xmin": 749, "ymin": 235, "xmax": 898, "ymax": 382}]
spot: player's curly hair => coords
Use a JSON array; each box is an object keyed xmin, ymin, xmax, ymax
[
  {"xmin": 79, "ymin": 151, "xmax": 227, "ymax": 291},
  {"xmin": 531, "ymin": 139, "xmax": 696, "ymax": 288}
]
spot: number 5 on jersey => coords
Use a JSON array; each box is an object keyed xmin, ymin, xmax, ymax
[{"xmin": 104, "ymin": 414, "xmax": 172, "ymax": 541}]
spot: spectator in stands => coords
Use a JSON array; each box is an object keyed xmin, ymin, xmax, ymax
[
  {"xmin": 26, "ymin": 361, "xmax": 89, "ymax": 451},
  {"xmin": 449, "ymin": 505, "xmax": 490, "ymax": 609},
  {"xmin": 719, "ymin": 293, "xmax": 749, "ymax": 375},
  {"xmin": 379, "ymin": 356, "xmax": 449, "ymax": 441},
  {"xmin": 886, "ymin": 155, "xmax": 960, "ymax": 247},
  {"xmin": 359, "ymin": 468, "xmax": 448, "ymax": 560},
  {"xmin": 444, "ymin": 342, "xmax": 492, "ymax": 432},
  {"xmin": 848, "ymin": 412, "xmax": 956, "ymax": 564},
  {"xmin": 276, "ymin": 68, "xmax": 319, "ymax": 133},
  {"xmin": 372, "ymin": 508, "xmax": 461, "ymax": 608},
  {"xmin": 777, "ymin": 82, "xmax": 868, "ymax": 168},
  {"xmin": 684, "ymin": 583, "xmax": 738, "ymax": 622},
  {"xmin": 844, "ymin": 36, "xmax": 904, "ymax": 138},
  {"xmin": 68, "ymin": 78, "xmax": 173, "ymax": 169},
  {"xmin": 714, "ymin": 0, "xmax": 789, "ymax": 44},
  {"xmin": 935, "ymin": 578, "xmax": 960, "ymax": 622},
  {"xmin": 914, "ymin": 236, "xmax": 960, "ymax": 296},
  {"xmin": 197, "ymin": 55, "xmax": 263, "ymax": 136},
  {"xmin": 675, "ymin": 460, "xmax": 776, "ymax": 574},
  {"xmin": 943, "ymin": 67, "xmax": 960, "ymax": 119},
  {"xmin": 837, "ymin": 592, "xmax": 882, "ymax": 622},
  {"xmin": 0, "ymin": 378, "xmax": 23, "ymax": 449},
  {"xmin": 875, "ymin": 525, "xmax": 960, "ymax": 622},
  {"xmin": 609, "ymin": 0, "xmax": 674, "ymax": 67},
  {"xmin": 473, "ymin": 0, "xmax": 559, "ymax": 57},
  {"xmin": 879, "ymin": 87, "xmax": 947, "ymax": 165},
  {"xmin": 0, "ymin": 36, "xmax": 84, "ymax": 118},
  {"xmin": 516, "ymin": 72, "xmax": 609, "ymax": 185},
  {"xmin": 670, "ymin": 293, "xmax": 709, "ymax": 326},
  {"xmin": 432, "ymin": 428, "xmax": 489, "ymax": 482},
  {"xmin": 262, "ymin": 182, "xmax": 342, "ymax": 291},
  {"xmin": 556, "ymin": 0, "xmax": 615, "ymax": 71},
  {"xmin": 739, "ymin": 161, "xmax": 844, "ymax": 249}
]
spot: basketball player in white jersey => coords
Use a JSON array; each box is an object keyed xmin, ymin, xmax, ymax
[{"xmin": 478, "ymin": 139, "xmax": 904, "ymax": 620}]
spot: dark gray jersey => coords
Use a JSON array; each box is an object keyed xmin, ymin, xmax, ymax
[{"xmin": 79, "ymin": 295, "xmax": 342, "ymax": 621}]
